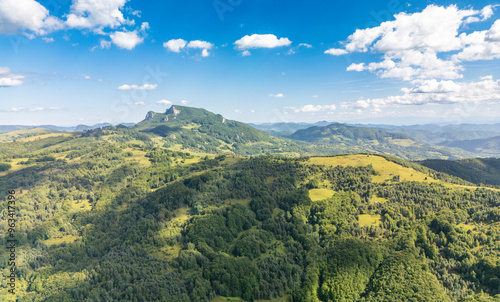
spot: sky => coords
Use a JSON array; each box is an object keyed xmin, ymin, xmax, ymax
[{"xmin": 1, "ymin": 0, "xmax": 500, "ymax": 126}]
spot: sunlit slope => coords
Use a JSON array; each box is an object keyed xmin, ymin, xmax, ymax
[
  {"xmin": 0, "ymin": 127, "xmax": 61, "ymax": 142},
  {"xmin": 307, "ymin": 154, "xmax": 438, "ymax": 183}
]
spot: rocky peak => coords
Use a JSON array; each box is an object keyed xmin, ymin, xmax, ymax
[
  {"xmin": 165, "ymin": 106, "xmax": 181, "ymax": 116},
  {"xmin": 144, "ymin": 111, "xmax": 156, "ymax": 121}
]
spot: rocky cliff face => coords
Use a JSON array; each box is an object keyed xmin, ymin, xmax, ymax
[
  {"xmin": 144, "ymin": 111, "xmax": 156, "ymax": 121},
  {"xmin": 165, "ymin": 106, "xmax": 181, "ymax": 116}
]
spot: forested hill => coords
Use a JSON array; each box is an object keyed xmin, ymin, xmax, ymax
[
  {"xmin": 288, "ymin": 123, "xmax": 472, "ymax": 160},
  {"xmin": 440, "ymin": 135, "xmax": 500, "ymax": 157},
  {"xmin": 419, "ymin": 158, "xmax": 500, "ymax": 186},
  {"xmin": 132, "ymin": 105, "xmax": 311, "ymax": 156},
  {"xmin": 1, "ymin": 124, "xmax": 500, "ymax": 302}
]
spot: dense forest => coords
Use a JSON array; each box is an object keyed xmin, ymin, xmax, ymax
[{"xmin": 0, "ymin": 122, "xmax": 499, "ymax": 301}]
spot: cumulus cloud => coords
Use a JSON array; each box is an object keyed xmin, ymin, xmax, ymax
[
  {"xmin": 287, "ymin": 104, "xmax": 337, "ymax": 113},
  {"xmin": 65, "ymin": 0, "xmax": 132, "ymax": 29},
  {"xmin": 180, "ymin": 100, "xmax": 189, "ymax": 104},
  {"xmin": 187, "ymin": 40, "xmax": 213, "ymax": 49},
  {"xmin": 327, "ymin": 4, "xmax": 499, "ymax": 81},
  {"xmin": 0, "ymin": 67, "xmax": 25, "ymax": 87},
  {"xmin": 325, "ymin": 48, "xmax": 348, "ymax": 55},
  {"xmin": 0, "ymin": 0, "xmax": 148, "ymax": 50},
  {"xmin": 0, "ymin": 0, "xmax": 63, "ymax": 35},
  {"xmin": 347, "ymin": 77, "xmax": 500, "ymax": 109},
  {"xmin": 187, "ymin": 40, "xmax": 213, "ymax": 57},
  {"xmin": 163, "ymin": 39, "xmax": 187, "ymax": 52},
  {"xmin": 109, "ymin": 30, "xmax": 144, "ymax": 50},
  {"xmin": 234, "ymin": 34, "xmax": 291, "ymax": 50},
  {"xmin": 163, "ymin": 39, "xmax": 213, "ymax": 57},
  {"xmin": 241, "ymin": 50, "xmax": 251, "ymax": 56},
  {"xmin": 326, "ymin": 4, "xmax": 500, "ymax": 113},
  {"xmin": 118, "ymin": 83, "xmax": 157, "ymax": 90},
  {"xmin": 269, "ymin": 93, "xmax": 284, "ymax": 98},
  {"xmin": 299, "ymin": 43, "xmax": 313, "ymax": 48},
  {"xmin": 156, "ymin": 99, "xmax": 172, "ymax": 105},
  {"xmin": 453, "ymin": 20, "xmax": 500, "ymax": 61}
]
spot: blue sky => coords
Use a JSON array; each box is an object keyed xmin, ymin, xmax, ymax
[{"xmin": 1, "ymin": 0, "xmax": 499, "ymax": 126}]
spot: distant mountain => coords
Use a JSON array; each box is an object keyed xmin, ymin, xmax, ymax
[
  {"xmin": 287, "ymin": 123, "xmax": 473, "ymax": 160},
  {"xmin": 249, "ymin": 121, "xmax": 332, "ymax": 136},
  {"xmin": 439, "ymin": 136, "xmax": 500, "ymax": 157},
  {"xmin": 0, "ymin": 125, "xmax": 34, "ymax": 134},
  {"xmin": 133, "ymin": 105, "xmax": 309, "ymax": 156},
  {"xmin": 368, "ymin": 124, "xmax": 500, "ymax": 145},
  {"xmin": 0, "ymin": 123, "xmax": 136, "ymax": 136},
  {"xmin": 419, "ymin": 158, "xmax": 500, "ymax": 186}
]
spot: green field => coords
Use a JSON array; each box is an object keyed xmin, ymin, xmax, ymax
[
  {"xmin": 309, "ymin": 188, "xmax": 335, "ymax": 201},
  {"xmin": 307, "ymin": 154, "xmax": 437, "ymax": 183},
  {"xmin": 359, "ymin": 214, "xmax": 382, "ymax": 227}
]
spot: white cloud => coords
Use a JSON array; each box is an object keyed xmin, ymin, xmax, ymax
[
  {"xmin": 0, "ymin": 0, "xmax": 63, "ymax": 35},
  {"xmin": 187, "ymin": 40, "xmax": 213, "ymax": 57},
  {"xmin": 288, "ymin": 104, "xmax": 337, "ymax": 113},
  {"xmin": 0, "ymin": 67, "xmax": 25, "ymax": 87},
  {"xmin": 187, "ymin": 40, "xmax": 213, "ymax": 49},
  {"xmin": 453, "ymin": 20, "xmax": 500, "ymax": 61},
  {"xmin": 481, "ymin": 5, "xmax": 495, "ymax": 20},
  {"xmin": 140, "ymin": 22, "xmax": 150, "ymax": 32},
  {"xmin": 163, "ymin": 39, "xmax": 187, "ymax": 52},
  {"xmin": 118, "ymin": 83, "xmax": 157, "ymax": 90},
  {"xmin": 201, "ymin": 49, "xmax": 210, "ymax": 57},
  {"xmin": 65, "ymin": 0, "xmax": 131, "ymax": 29},
  {"xmin": 346, "ymin": 63, "xmax": 365, "ymax": 72},
  {"xmin": 180, "ymin": 100, "xmax": 189, "ymax": 104},
  {"xmin": 269, "ymin": 93, "xmax": 284, "ymax": 98},
  {"xmin": 242, "ymin": 50, "xmax": 251, "ymax": 56},
  {"xmin": 156, "ymin": 99, "xmax": 172, "ymax": 105},
  {"xmin": 82, "ymin": 74, "xmax": 91, "ymax": 79},
  {"xmin": 110, "ymin": 30, "xmax": 143, "ymax": 50},
  {"xmin": 325, "ymin": 48, "xmax": 348, "ymax": 55},
  {"xmin": 234, "ymin": 109, "xmax": 242, "ymax": 113},
  {"xmin": 134, "ymin": 101, "xmax": 146, "ymax": 106},
  {"xmin": 164, "ymin": 39, "xmax": 213, "ymax": 57},
  {"xmin": 100, "ymin": 39, "xmax": 111, "ymax": 49},
  {"xmin": 329, "ymin": 4, "xmax": 499, "ymax": 81},
  {"xmin": 312, "ymin": 95, "xmax": 319, "ymax": 98},
  {"xmin": 299, "ymin": 43, "xmax": 313, "ymax": 48},
  {"xmin": 234, "ymin": 34, "xmax": 291, "ymax": 50},
  {"xmin": 347, "ymin": 77, "xmax": 500, "ymax": 109},
  {"xmin": 42, "ymin": 37, "xmax": 54, "ymax": 43}
]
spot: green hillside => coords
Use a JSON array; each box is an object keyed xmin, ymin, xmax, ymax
[
  {"xmin": 1, "ymin": 125, "xmax": 500, "ymax": 301},
  {"xmin": 288, "ymin": 123, "xmax": 472, "ymax": 160},
  {"xmin": 419, "ymin": 158, "xmax": 500, "ymax": 186},
  {"xmin": 440, "ymin": 136, "xmax": 500, "ymax": 157},
  {"xmin": 133, "ymin": 105, "xmax": 310, "ymax": 156}
]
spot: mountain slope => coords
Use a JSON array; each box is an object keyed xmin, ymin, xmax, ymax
[
  {"xmin": 419, "ymin": 158, "xmax": 500, "ymax": 186},
  {"xmin": 440, "ymin": 135, "xmax": 500, "ymax": 157},
  {"xmin": 133, "ymin": 105, "xmax": 310, "ymax": 156},
  {"xmin": 288, "ymin": 123, "xmax": 473, "ymax": 160}
]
